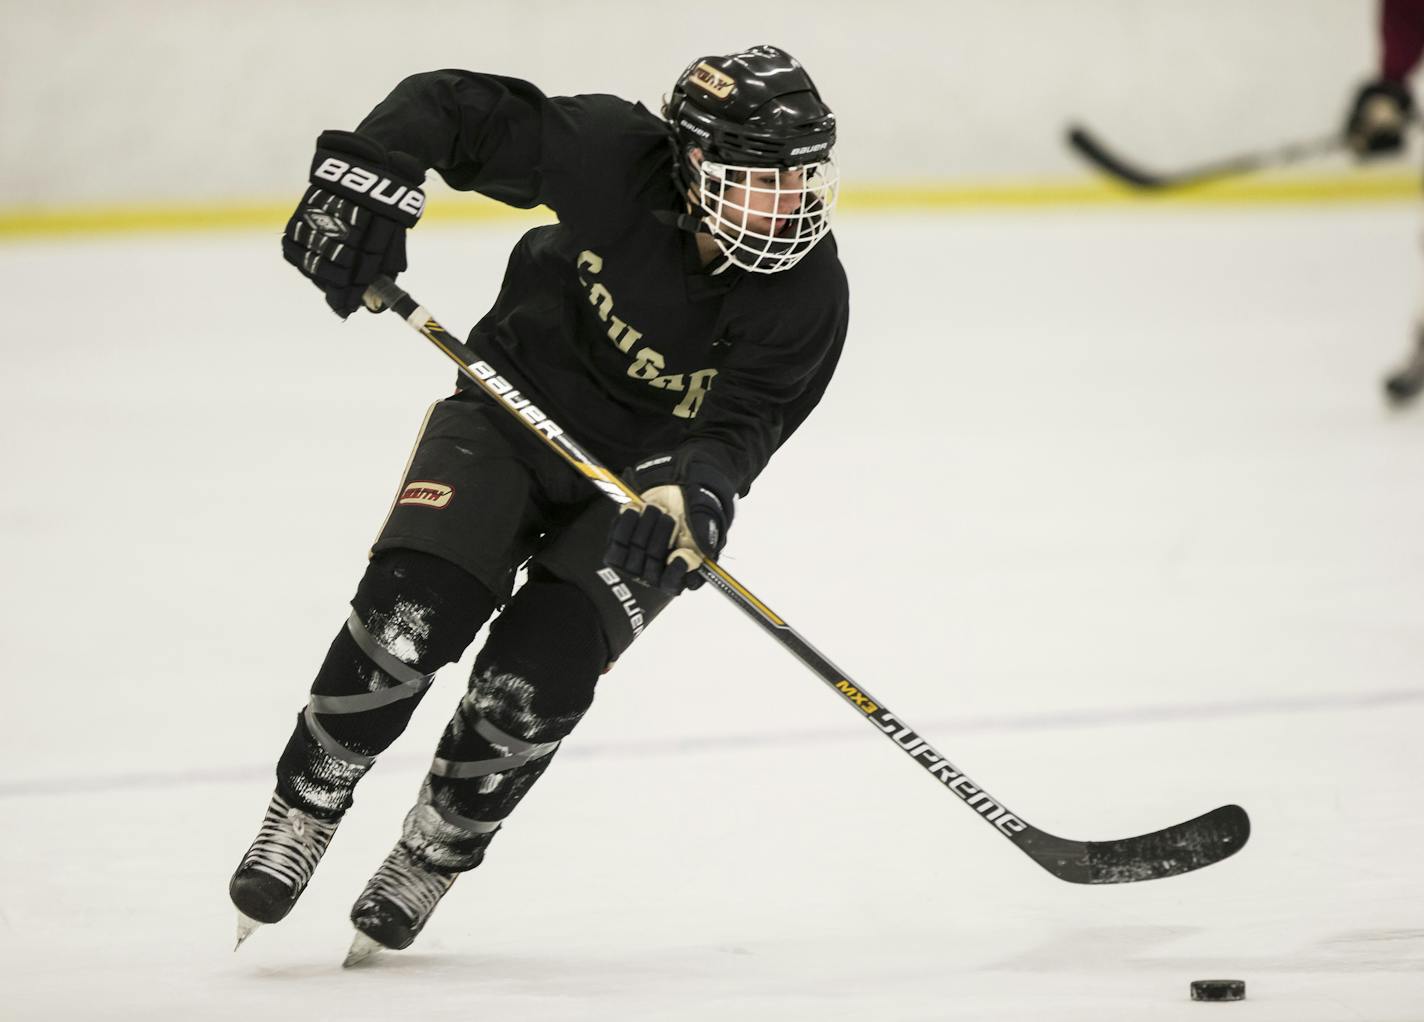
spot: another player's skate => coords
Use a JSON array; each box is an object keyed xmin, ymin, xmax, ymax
[
  {"xmin": 1378, "ymin": 325, "xmax": 1424, "ymax": 407},
  {"xmin": 1384, "ymin": 335, "xmax": 1424, "ymax": 404},
  {"xmin": 229, "ymin": 791, "xmax": 340, "ymax": 948},
  {"xmin": 343, "ymin": 842, "xmax": 457, "ymax": 966}
]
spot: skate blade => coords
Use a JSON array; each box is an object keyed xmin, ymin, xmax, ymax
[
  {"xmin": 343, "ymin": 931, "xmax": 385, "ymax": 968},
  {"xmin": 234, "ymin": 911, "xmax": 262, "ymax": 951}
]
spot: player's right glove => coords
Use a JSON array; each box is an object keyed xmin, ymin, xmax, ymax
[
  {"xmin": 281, "ymin": 130, "xmax": 427, "ymax": 317},
  {"xmin": 1344, "ymin": 78, "xmax": 1414, "ymax": 158},
  {"xmin": 603, "ymin": 454, "xmax": 736, "ymax": 595}
]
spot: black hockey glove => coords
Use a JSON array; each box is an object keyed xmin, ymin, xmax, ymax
[
  {"xmin": 281, "ymin": 130, "xmax": 427, "ymax": 317},
  {"xmin": 1345, "ymin": 79, "xmax": 1414, "ymax": 158},
  {"xmin": 604, "ymin": 454, "xmax": 736, "ymax": 595}
]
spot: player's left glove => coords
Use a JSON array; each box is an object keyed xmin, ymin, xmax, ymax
[
  {"xmin": 604, "ymin": 454, "xmax": 736, "ymax": 595},
  {"xmin": 282, "ymin": 129, "xmax": 427, "ymax": 318}
]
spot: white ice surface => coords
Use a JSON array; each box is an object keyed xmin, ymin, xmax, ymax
[{"xmin": 1, "ymin": 205, "xmax": 1422, "ymax": 1019}]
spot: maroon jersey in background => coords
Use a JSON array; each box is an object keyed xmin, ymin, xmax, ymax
[{"xmin": 1381, "ymin": 0, "xmax": 1424, "ymax": 81}]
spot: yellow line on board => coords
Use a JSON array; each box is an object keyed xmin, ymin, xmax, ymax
[
  {"xmin": 0, "ymin": 202, "xmax": 289, "ymax": 237},
  {"xmin": 842, "ymin": 172, "xmax": 1421, "ymax": 208},
  {"xmin": 0, "ymin": 172, "xmax": 1417, "ymax": 239},
  {"xmin": 0, "ymin": 198, "xmax": 551, "ymax": 239}
]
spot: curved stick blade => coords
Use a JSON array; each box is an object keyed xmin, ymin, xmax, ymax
[
  {"xmin": 1067, "ymin": 125, "xmax": 1169, "ymax": 189},
  {"xmin": 1019, "ymin": 804, "xmax": 1251, "ymax": 884}
]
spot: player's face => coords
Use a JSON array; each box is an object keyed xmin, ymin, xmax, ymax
[
  {"xmin": 721, "ymin": 167, "xmax": 805, "ymax": 237},
  {"xmin": 683, "ymin": 146, "xmax": 838, "ymax": 273}
]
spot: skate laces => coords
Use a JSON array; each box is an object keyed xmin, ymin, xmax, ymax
[
  {"xmin": 361, "ymin": 846, "xmax": 454, "ymax": 924},
  {"xmin": 241, "ymin": 793, "xmax": 338, "ymax": 891}
]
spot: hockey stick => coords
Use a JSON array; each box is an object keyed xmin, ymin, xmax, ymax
[
  {"xmin": 361, "ymin": 275, "xmax": 1250, "ymax": 884},
  {"xmin": 1066, "ymin": 122, "xmax": 1345, "ymax": 190}
]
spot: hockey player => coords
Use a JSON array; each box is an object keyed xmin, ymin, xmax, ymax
[
  {"xmin": 228, "ymin": 45, "xmax": 847, "ymax": 964},
  {"xmin": 1345, "ymin": 0, "xmax": 1424, "ymax": 403}
]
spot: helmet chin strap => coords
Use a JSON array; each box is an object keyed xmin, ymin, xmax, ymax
[
  {"xmin": 655, "ymin": 199, "xmax": 739, "ymax": 276},
  {"xmin": 699, "ymin": 216, "xmax": 738, "ymax": 276}
]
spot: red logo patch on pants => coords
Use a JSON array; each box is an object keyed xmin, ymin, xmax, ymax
[{"xmin": 397, "ymin": 481, "xmax": 454, "ymax": 509}]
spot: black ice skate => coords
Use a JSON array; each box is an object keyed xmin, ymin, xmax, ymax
[
  {"xmin": 343, "ymin": 842, "xmax": 457, "ymax": 966},
  {"xmin": 1384, "ymin": 333, "xmax": 1424, "ymax": 404},
  {"xmin": 229, "ymin": 791, "xmax": 340, "ymax": 948}
]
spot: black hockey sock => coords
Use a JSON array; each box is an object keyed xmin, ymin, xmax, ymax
[
  {"xmin": 399, "ymin": 575, "xmax": 609, "ymax": 870},
  {"xmin": 277, "ymin": 550, "xmax": 496, "ymax": 819}
]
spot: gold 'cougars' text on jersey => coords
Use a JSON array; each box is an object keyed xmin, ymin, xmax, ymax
[{"xmin": 576, "ymin": 250, "xmax": 718, "ymax": 419}]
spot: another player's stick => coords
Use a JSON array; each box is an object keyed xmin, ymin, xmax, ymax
[
  {"xmin": 362, "ymin": 275, "xmax": 1250, "ymax": 884},
  {"xmin": 1066, "ymin": 122, "xmax": 1344, "ymax": 190}
]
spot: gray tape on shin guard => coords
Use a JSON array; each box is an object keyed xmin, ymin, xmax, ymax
[
  {"xmin": 302, "ymin": 611, "xmax": 436, "ymax": 767},
  {"xmin": 406, "ymin": 675, "xmax": 580, "ymax": 869},
  {"xmin": 281, "ymin": 559, "xmax": 493, "ymax": 818},
  {"xmin": 397, "ymin": 579, "xmax": 607, "ymax": 869},
  {"xmin": 430, "ymin": 716, "xmax": 561, "ymax": 780}
]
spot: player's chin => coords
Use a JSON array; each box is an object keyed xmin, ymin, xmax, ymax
[
  {"xmin": 772, "ymin": 213, "xmax": 809, "ymax": 238},
  {"xmin": 746, "ymin": 218, "xmax": 792, "ymax": 240}
]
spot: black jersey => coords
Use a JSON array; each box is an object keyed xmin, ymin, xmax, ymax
[{"xmin": 357, "ymin": 71, "xmax": 849, "ymax": 496}]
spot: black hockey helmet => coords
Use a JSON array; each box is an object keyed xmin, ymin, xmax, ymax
[
  {"xmin": 664, "ymin": 45, "xmax": 839, "ymax": 275},
  {"xmin": 666, "ymin": 45, "xmax": 836, "ymax": 179}
]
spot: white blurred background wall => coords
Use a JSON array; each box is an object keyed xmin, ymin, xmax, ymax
[{"xmin": 0, "ymin": 0, "xmax": 1380, "ymax": 208}]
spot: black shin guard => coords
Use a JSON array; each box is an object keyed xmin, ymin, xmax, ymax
[
  {"xmin": 400, "ymin": 575, "xmax": 610, "ymax": 870},
  {"xmin": 277, "ymin": 550, "xmax": 496, "ymax": 819}
]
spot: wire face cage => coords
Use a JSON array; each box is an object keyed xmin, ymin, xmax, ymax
[{"xmin": 694, "ymin": 156, "xmax": 839, "ymax": 274}]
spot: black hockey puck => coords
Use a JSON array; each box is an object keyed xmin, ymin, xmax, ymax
[{"xmin": 1190, "ymin": 979, "xmax": 1245, "ymax": 1001}]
